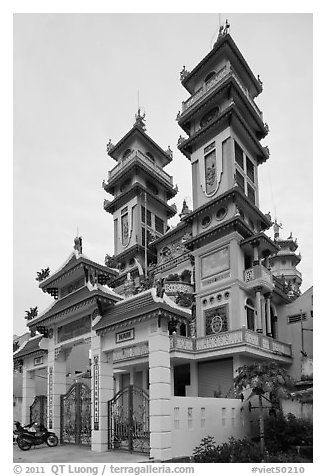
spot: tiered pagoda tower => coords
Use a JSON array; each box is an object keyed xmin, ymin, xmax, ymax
[
  {"xmin": 269, "ymin": 221, "xmax": 302, "ymax": 298},
  {"xmin": 177, "ymin": 25, "xmax": 279, "ymax": 338},
  {"xmin": 102, "ymin": 111, "xmax": 178, "ymax": 294}
]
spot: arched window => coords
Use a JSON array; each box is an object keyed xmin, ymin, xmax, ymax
[
  {"xmin": 122, "ymin": 149, "xmax": 132, "ymax": 159},
  {"xmin": 246, "ymin": 298, "xmax": 255, "ymax": 331},
  {"xmin": 146, "ymin": 151, "xmax": 154, "ymax": 161},
  {"xmin": 179, "ymin": 322, "xmax": 187, "ymax": 337},
  {"xmin": 204, "ymin": 71, "xmax": 216, "ymax": 84}
]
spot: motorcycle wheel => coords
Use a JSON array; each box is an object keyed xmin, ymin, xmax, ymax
[
  {"xmin": 17, "ymin": 436, "xmax": 31, "ymax": 451},
  {"xmin": 46, "ymin": 434, "xmax": 58, "ymax": 447}
]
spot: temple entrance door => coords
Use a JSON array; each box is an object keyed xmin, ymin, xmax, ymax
[
  {"xmin": 30, "ymin": 395, "xmax": 47, "ymax": 426},
  {"xmin": 108, "ymin": 385, "xmax": 149, "ymax": 454},
  {"xmin": 60, "ymin": 382, "xmax": 91, "ymax": 445}
]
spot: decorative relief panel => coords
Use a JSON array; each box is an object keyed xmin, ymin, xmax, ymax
[
  {"xmin": 93, "ymin": 355, "xmax": 99, "ymax": 431},
  {"xmin": 48, "ymin": 367, "xmax": 53, "ymax": 429},
  {"xmin": 205, "ymin": 304, "xmax": 229, "ymax": 336}
]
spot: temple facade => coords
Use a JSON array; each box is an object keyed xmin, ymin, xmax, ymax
[{"xmin": 14, "ymin": 25, "xmax": 311, "ymax": 461}]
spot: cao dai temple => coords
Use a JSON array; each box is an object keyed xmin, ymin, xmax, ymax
[{"xmin": 13, "ymin": 24, "xmax": 313, "ymax": 460}]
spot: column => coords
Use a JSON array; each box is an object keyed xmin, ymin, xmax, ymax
[
  {"xmin": 170, "ymin": 364, "xmax": 174, "ymax": 396},
  {"xmin": 142, "ymin": 368, "xmax": 148, "ymax": 391},
  {"xmin": 187, "ymin": 362, "xmax": 198, "ymax": 396},
  {"xmin": 261, "ymin": 295, "xmax": 267, "ymax": 335},
  {"xmin": 91, "ymin": 333, "xmax": 114, "ymax": 452},
  {"xmin": 255, "ymin": 286, "xmax": 263, "ymax": 333},
  {"xmin": 130, "ymin": 367, "xmax": 136, "ymax": 385},
  {"xmin": 149, "ymin": 319, "xmax": 172, "ymax": 461},
  {"xmin": 265, "ymin": 293, "xmax": 272, "ymax": 336},
  {"xmin": 22, "ymin": 367, "xmax": 35, "ymax": 425},
  {"xmin": 252, "ymin": 242, "xmax": 259, "ymax": 266},
  {"xmin": 47, "ymin": 348, "xmax": 67, "ymax": 436}
]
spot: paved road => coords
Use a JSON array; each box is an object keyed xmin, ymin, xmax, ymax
[{"xmin": 13, "ymin": 444, "xmax": 150, "ymax": 463}]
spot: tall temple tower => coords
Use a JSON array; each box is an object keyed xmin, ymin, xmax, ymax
[
  {"xmin": 102, "ymin": 111, "xmax": 178, "ymax": 293},
  {"xmin": 177, "ymin": 24, "xmax": 279, "ymax": 337}
]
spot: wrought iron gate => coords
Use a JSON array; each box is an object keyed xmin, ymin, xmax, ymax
[
  {"xmin": 108, "ymin": 385, "xmax": 149, "ymax": 454},
  {"xmin": 30, "ymin": 395, "xmax": 47, "ymax": 426},
  {"xmin": 60, "ymin": 382, "xmax": 91, "ymax": 445}
]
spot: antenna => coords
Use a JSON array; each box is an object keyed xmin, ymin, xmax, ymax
[
  {"xmin": 210, "ymin": 13, "xmax": 222, "ymax": 49},
  {"xmin": 137, "ymin": 89, "xmax": 140, "ymax": 111}
]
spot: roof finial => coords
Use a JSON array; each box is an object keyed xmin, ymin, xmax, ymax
[
  {"xmin": 214, "ymin": 18, "xmax": 230, "ymax": 46},
  {"xmin": 134, "ymin": 107, "xmax": 146, "ymax": 131},
  {"xmin": 74, "ymin": 234, "xmax": 83, "ymax": 255}
]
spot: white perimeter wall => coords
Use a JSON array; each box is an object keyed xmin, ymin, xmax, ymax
[{"xmin": 171, "ymin": 396, "xmax": 250, "ymax": 458}]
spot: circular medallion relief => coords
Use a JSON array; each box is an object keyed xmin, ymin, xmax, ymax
[
  {"xmin": 201, "ymin": 215, "xmax": 212, "ymax": 228},
  {"xmin": 211, "ymin": 315, "xmax": 223, "ymax": 334},
  {"xmin": 216, "ymin": 206, "xmax": 227, "ymax": 221}
]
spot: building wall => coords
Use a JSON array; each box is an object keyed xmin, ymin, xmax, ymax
[
  {"xmin": 171, "ymin": 396, "xmax": 249, "ymax": 458},
  {"xmin": 277, "ymin": 287, "xmax": 313, "ymax": 381}
]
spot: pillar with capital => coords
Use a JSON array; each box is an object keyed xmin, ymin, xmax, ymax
[
  {"xmin": 265, "ymin": 292, "xmax": 272, "ymax": 336},
  {"xmin": 254, "ymin": 286, "xmax": 263, "ymax": 333},
  {"xmin": 22, "ymin": 366, "xmax": 36, "ymax": 426},
  {"xmin": 252, "ymin": 241, "xmax": 260, "ymax": 266},
  {"xmin": 91, "ymin": 333, "xmax": 114, "ymax": 452},
  {"xmin": 47, "ymin": 346, "xmax": 67, "ymax": 436},
  {"xmin": 149, "ymin": 319, "xmax": 172, "ymax": 461}
]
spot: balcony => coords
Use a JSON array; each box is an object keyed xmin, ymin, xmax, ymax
[
  {"xmin": 169, "ymin": 328, "xmax": 292, "ymax": 361},
  {"xmin": 243, "ymin": 264, "xmax": 274, "ymax": 292},
  {"xmin": 181, "ymin": 62, "xmax": 263, "ymax": 121},
  {"xmin": 104, "ymin": 149, "xmax": 174, "ymax": 188}
]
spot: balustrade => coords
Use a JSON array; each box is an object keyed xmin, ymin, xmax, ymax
[
  {"xmin": 105, "ymin": 149, "xmax": 173, "ymax": 186},
  {"xmin": 181, "ymin": 63, "xmax": 263, "ymax": 121},
  {"xmin": 169, "ymin": 328, "xmax": 291, "ymax": 357},
  {"xmin": 243, "ymin": 264, "xmax": 273, "ymax": 290}
]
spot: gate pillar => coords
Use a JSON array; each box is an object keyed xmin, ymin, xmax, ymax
[
  {"xmin": 91, "ymin": 334, "xmax": 114, "ymax": 452},
  {"xmin": 47, "ymin": 349, "xmax": 66, "ymax": 436},
  {"xmin": 149, "ymin": 320, "xmax": 172, "ymax": 461},
  {"xmin": 22, "ymin": 367, "xmax": 35, "ymax": 425}
]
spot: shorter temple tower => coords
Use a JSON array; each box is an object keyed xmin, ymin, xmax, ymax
[{"xmin": 103, "ymin": 111, "xmax": 178, "ymax": 294}]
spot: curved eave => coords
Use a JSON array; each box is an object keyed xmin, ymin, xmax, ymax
[
  {"xmin": 270, "ymin": 252, "xmax": 301, "ymax": 266},
  {"xmin": 182, "ymin": 187, "xmax": 272, "ymax": 231},
  {"xmin": 178, "ymin": 104, "xmax": 269, "ymax": 164},
  {"xmin": 40, "ymin": 257, "xmax": 118, "ymax": 290},
  {"xmin": 27, "ymin": 289, "xmax": 119, "ymax": 330},
  {"xmin": 185, "ymin": 216, "xmax": 253, "ymax": 249},
  {"xmin": 104, "ymin": 160, "xmax": 176, "ymax": 198},
  {"xmin": 104, "ymin": 183, "xmax": 177, "ymax": 218},
  {"xmin": 94, "ymin": 304, "xmax": 191, "ymax": 335},
  {"xmin": 107, "ymin": 125, "xmax": 172, "ymax": 166},
  {"xmin": 181, "ymin": 34, "xmax": 262, "ymax": 97},
  {"xmin": 240, "ymin": 232, "xmax": 280, "ymax": 255},
  {"xmin": 276, "ymin": 239, "xmax": 299, "ymax": 252},
  {"xmin": 179, "ymin": 75, "xmax": 265, "ymax": 135}
]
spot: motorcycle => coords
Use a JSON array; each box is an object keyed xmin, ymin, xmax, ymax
[
  {"xmin": 13, "ymin": 421, "xmax": 33, "ymax": 443},
  {"xmin": 16, "ymin": 422, "xmax": 59, "ymax": 451}
]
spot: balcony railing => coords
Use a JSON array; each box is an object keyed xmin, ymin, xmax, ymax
[
  {"xmin": 105, "ymin": 149, "xmax": 173, "ymax": 187},
  {"xmin": 181, "ymin": 62, "xmax": 263, "ymax": 121},
  {"xmin": 243, "ymin": 264, "xmax": 274, "ymax": 290},
  {"xmin": 170, "ymin": 328, "xmax": 292, "ymax": 357},
  {"xmin": 113, "ymin": 341, "xmax": 149, "ymax": 363}
]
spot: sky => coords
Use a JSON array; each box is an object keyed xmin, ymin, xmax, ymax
[{"xmin": 12, "ymin": 13, "xmax": 313, "ymax": 336}]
